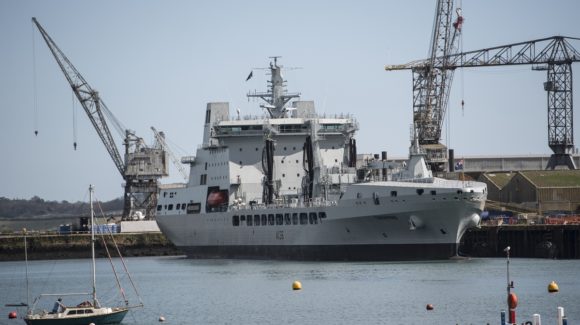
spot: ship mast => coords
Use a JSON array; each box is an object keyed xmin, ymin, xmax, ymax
[{"xmin": 247, "ymin": 57, "xmax": 301, "ymax": 118}]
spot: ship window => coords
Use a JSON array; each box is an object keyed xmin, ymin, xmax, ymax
[
  {"xmin": 232, "ymin": 215, "xmax": 239, "ymax": 226},
  {"xmin": 309, "ymin": 212, "xmax": 318, "ymax": 224},
  {"xmin": 182, "ymin": 204, "xmax": 186, "ymax": 210},
  {"xmin": 431, "ymin": 190, "xmax": 437, "ymax": 195},
  {"xmin": 255, "ymin": 147, "xmax": 259, "ymax": 151},
  {"xmin": 319, "ymin": 212, "xmax": 327, "ymax": 219},
  {"xmin": 205, "ymin": 162, "xmax": 208, "ymax": 170},
  {"xmin": 176, "ymin": 203, "xmax": 181, "ymax": 210},
  {"xmin": 247, "ymin": 215, "xmax": 253, "ymax": 226},
  {"xmin": 276, "ymin": 214, "xmax": 283, "ymax": 225},
  {"xmin": 239, "ymin": 148, "xmax": 242, "ymax": 151},
  {"xmin": 293, "ymin": 147, "xmax": 296, "ymax": 150},
  {"xmin": 186, "ymin": 203, "xmax": 201, "ymax": 214},
  {"xmin": 68, "ymin": 310, "xmax": 77, "ymax": 315},
  {"xmin": 284, "ymin": 213, "xmax": 291, "ymax": 225},
  {"xmin": 416, "ymin": 189, "xmax": 424, "ymax": 195},
  {"xmin": 240, "ymin": 215, "xmax": 246, "ymax": 221},
  {"xmin": 390, "ymin": 191, "xmax": 397, "ymax": 197},
  {"xmin": 261, "ymin": 214, "xmax": 267, "ymax": 225},
  {"xmin": 296, "ymin": 160, "xmax": 299, "ymax": 163},
  {"xmin": 157, "ymin": 205, "xmax": 162, "ymax": 211},
  {"xmin": 284, "ymin": 147, "xmax": 287, "ymax": 151},
  {"xmin": 457, "ymin": 190, "xmax": 463, "ymax": 194},
  {"xmin": 268, "ymin": 214, "xmax": 275, "ymax": 225},
  {"xmin": 297, "ymin": 173, "xmax": 300, "ymax": 177},
  {"xmin": 163, "ymin": 192, "xmax": 167, "ymax": 197},
  {"xmin": 292, "ymin": 213, "xmax": 298, "ymax": 225},
  {"xmin": 85, "ymin": 309, "xmax": 93, "ymax": 314},
  {"xmin": 168, "ymin": 204, "xmax": 174, "ymax": 211},
  {"xmin": 300, "ymin": 213, "xmax": 308, "ymax": 225},
  {"xmin": 282, "ymin": 173, "xmax": 285, "ymax": 177},
  {"xmin": 200, "ymin": 174, "xmax": 207, "ymax": 185},
  {"xmin": 254, "ymin": 215, "xmax": 261, "ymax": 226}
]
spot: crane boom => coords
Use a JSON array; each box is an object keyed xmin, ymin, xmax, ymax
[
  {"xmin": 32, "ymin": 17, "xmax": 125, "ymax": 176},
  {"xmin": 386, "ymin": 36, "xmax": 580, "ymax": 70}
]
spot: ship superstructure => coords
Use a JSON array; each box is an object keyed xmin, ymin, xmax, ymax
[{"xmin": 155, "ymin": 58, "xmax": 487, "ymax": 260}]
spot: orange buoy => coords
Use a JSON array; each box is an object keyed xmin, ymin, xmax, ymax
[
  {"xmin": 508, "ymin": 292, "xmax": 518, "ymax": 309},
  {"xmin": 426, "ymin": 304, "xmax": 434, "ymax": 310},
  {"xmin": 8, "ymin": 311, "xmax": 17, "ymax": 319},
  {"xmin": 292, "ymin": 281, "xmax": 302, "ymax": 290},
  {"xmin": 548, "ymin": 281, "xmax": 559, "ymax": 293}
]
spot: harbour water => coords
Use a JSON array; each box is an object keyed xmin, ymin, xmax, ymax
[{"xmin": 1, "ymin": 257, "xmax": 578, "ymax": 324}]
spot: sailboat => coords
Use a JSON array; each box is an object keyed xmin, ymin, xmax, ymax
[{"xmin": 23, "ymin": 185, "xmax": 142, "ymax": 325}]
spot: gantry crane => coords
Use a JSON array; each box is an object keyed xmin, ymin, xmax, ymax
[
  {"xmin": 386, "ymin": 36, "xmax": 580, "ymax": 170},
  {"xmin": 32, "ymin": 17, "xmax": 169, "ymax": 218},
  {"xmin": 397, "ymin": 0, "xmax": 464, "ymax": 171}
]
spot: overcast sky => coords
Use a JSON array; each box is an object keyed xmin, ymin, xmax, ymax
[{"xmin": 1, "ymin": 0, "xmax": 579, "ymax": 202}]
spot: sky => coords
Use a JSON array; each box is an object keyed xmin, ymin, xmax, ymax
[{"xmin": 1, "ymin": 0, "xmax": 580, "ymax": 202}]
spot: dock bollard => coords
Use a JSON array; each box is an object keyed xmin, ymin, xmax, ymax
[{"xmin": 532, "ymin": 314, "xmax": 541, "ymax": 325}]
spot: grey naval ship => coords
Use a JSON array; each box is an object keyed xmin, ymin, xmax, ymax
[{"xmin": 155, "ymin": 58, "xmax": 487, "ymax": 260}]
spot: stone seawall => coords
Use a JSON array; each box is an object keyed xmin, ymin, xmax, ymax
[{"xmin": 0, "ymin": 232, "xmax": 183, "ymax": 261}]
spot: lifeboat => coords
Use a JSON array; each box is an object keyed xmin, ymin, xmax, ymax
[{"xmin": 207, "ymin": 191, "xmax": 227, "ymax": 206}]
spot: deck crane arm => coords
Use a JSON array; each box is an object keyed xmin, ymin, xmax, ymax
[
  {"xmin": 31, "ymin": 17, "xmax": 127, "ymax": 176},
  {"xmin": 386, "ymin": 36, "xmax": 580, "ymax": 170},
  {"xmin": 151, "ymin": 127, "xmax": 189, "ymax": 181}
]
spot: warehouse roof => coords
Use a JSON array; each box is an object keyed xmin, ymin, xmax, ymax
[{"xmin": 521, "ymin": 170, "xmax": 580, "ymax": 187}]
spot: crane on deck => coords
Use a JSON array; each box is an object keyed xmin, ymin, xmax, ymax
[
  {"xmin": 386, "ymin": 35, "xmax": 580, "ymax": 170},
  {"xmin": 32, "ymin": 17, "xmax": 169, "ymax": 219}
]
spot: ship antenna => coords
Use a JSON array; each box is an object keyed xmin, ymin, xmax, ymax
[{"xmin": 247, "ymin": 57, "xmax": 301, "ymax": 119}]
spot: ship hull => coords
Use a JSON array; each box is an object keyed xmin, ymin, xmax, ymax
[
  {"xmin": 156, "ymin": 183, "xmax": 485, "ymax": 261},
  {"xmin": 24, "ymin": 309, "xmax": 127, "ymax": 325}
]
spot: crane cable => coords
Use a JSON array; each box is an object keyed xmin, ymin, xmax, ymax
[
  {"xmin": 72, "ymin": 90, "xmax": 78, "ymax": 150},
  {"xmin": 32, "ymin": 21, "xmax": 39, "ymax": 136},
  {"xmin": 459, "ymin": 0, "xmax": 465, "ymax": 117}
]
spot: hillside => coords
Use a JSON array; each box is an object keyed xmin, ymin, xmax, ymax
[{"xmin": 0, "ymin": 196, "xmax": 123, "ymax": 219}]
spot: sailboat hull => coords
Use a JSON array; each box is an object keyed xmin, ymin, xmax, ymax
[{"xmin": 24, "ymin": 308, "xmax": 128, "ymax": 325}]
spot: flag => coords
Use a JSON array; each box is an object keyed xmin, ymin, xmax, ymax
[{"xmin": 245, "ymin": 70, "xmax": 253, "ymax": 81}]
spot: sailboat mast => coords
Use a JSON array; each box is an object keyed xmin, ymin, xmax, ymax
[
  {"xmin": 24, "ymin": 228, "xmax": 30, "ymax": 307},
  {"xmin": 89, "ymin": 185, "xmax": 97, "ymax": 307}
]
